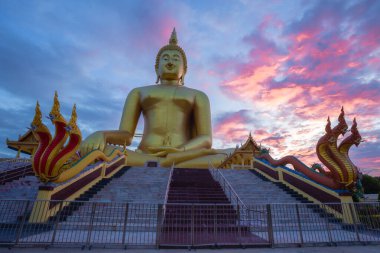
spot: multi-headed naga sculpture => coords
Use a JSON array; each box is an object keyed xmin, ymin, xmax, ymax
[
  {"xmin": 258, "ymin": 107, "xmax": 362, "ymax": 190},
  {"xmin": 31, "ymin": 92, "xmax": 124, "ymax": 183}
]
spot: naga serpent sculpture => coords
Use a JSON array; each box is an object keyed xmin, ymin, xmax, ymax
[
  {"xmin": 338, "ymin": 118, "xmax": 362, "ymax": 187},
  {"xmin": 31, "ymin": 92, "xmax": 125, "ymax": 183},
  {"xmin": 258, "ymin": 107, "xmax": 361, "ymax": 190}
]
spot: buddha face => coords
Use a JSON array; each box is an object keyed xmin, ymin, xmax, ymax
[{"xmin": 158, "ymin": 49, "xmax": 184, "ymax": 82}]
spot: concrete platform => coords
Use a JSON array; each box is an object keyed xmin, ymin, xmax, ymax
[{"xmin": 1, "ymin": 244, "xmax": 380, "ymax": 253}]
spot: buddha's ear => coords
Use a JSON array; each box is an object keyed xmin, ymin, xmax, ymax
[
  {"xmin": 156, "ymin": 75, "xmax": 160, "ymax": 84},
  {"xmin": 180, "ymin": 76, "xmax": 185, "ymax": 85}
]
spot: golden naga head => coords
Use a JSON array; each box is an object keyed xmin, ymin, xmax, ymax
[
  {"xmin": 49, "ymin": 91, "xmax": 67, "ymax": 125},
  {"xmin": 337, "ymin": 106, "xmax": 348, "ymax": 135},
  {"xmin": 155, "ymin": 28, "xmax": 188, "ymax": 85},
  {"xmin": 325, "ymin": 117, "xmax": 336, "ymax": 143},
  {"xmin": 31, "ymin": 101, "xmax": 51, "ymax": 134},
  {"xmin": 351, "ymin": 118, "xmax": 362, "ymax": 147},
  {"xmin": 325, "ymin": 116, "xmax": 332, "ymax": 133}
]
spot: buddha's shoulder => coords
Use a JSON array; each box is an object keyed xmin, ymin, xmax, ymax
[
  {"xmin": 127, "ymin": 85, "xmax": 154, "ymax": 96},
  {"xmin": 131, "ymin": 85, "xmax": 208, "ymax": 97},
  {"xmin": 130, "ymin": 85, "xmax": 155, "ymax": 91},
  {"xmin": 179, "ymin": 86, "xmax": 209, "ymax": 98}
]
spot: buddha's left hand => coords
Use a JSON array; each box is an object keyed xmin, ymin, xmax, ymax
[{"xmin": 148, "ymin": 147, "xmax": 182, "ymax": 157}]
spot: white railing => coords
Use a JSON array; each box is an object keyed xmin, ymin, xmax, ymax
[
  {"xmin": 209, "ymin": 163, "xmax": 250, "ymax": 225},
  {"xmin": 163, "ymin": 163, "xmax": 174, "ymax": 218},
  {"xmin": 209, "ymin": 164, "xmax": 247, "ymax": 209}
]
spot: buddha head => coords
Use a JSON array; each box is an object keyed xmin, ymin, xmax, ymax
[{"xmin": 155, "ymin": 28, "xmax": 187, "ymax": 85}]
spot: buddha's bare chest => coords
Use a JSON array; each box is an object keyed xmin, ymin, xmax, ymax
[{"xmin": 139, "ymin": 86, "xmax": 194, "ymax": 111}]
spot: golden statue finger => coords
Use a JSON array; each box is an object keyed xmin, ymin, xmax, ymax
[
  {"xmin": 147, "ymin": 147, "xmax": 164, "ymax": 152},
  {"xmin": 151, "ymin": 151, "xmax": 168, "ymax": 157}
]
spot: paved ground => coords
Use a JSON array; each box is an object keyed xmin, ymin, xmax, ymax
[{"xmin": 1, "ymin": 245, "xmax": 380, "ymax": 253}]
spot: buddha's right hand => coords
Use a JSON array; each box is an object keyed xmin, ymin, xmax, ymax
[{"xmin": 80, "ymin": 131, "xmax": 106, "ymax": 156}]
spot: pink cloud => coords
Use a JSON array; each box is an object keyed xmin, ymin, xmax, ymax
[
  {"xmin": 216, "ymin": 1, "xmax": 380, "ymax": 175},
  {"xmin": 214, "ymin": 110, "xmax": 252, "ymax": 144}
]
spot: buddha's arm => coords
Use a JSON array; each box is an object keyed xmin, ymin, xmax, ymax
[
  {"xmin": 180, "ymin": 91, "xmax": 212, "ymax": 150},
  {"xmin": 115, "ymin": 88, "xmax": 141, "ymax": 145},
  {"xmin": 80, "ymin": 88, "xmax": 140, "ymax": 154}
]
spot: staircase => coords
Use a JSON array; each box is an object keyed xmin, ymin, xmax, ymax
[
  {"xmin": 0, "ymin": 175, "xmax": 41, "ymax": 223},
  {"xmin": 160, "ymin": 168, "xmax": 267, "ymax": 246},
  {"xmin": 0, "ymin": 163, "xmax": 33, "ymax": 185},
  {"xmin": 55, "ymin": 166, "xmax": 171, "ymax": 243},
  {"xmin": 220, "ymin": 169, "xmax": 307, "ymax": 204},
  {"xmin": 0, "ymin": 175, "xmax": 40, "ymax": 201},
  {"xmin": 220, "ymin": 169, "xmax": 343, "ymax": 242},
  {"xmin": 0, "ymin": 160, "xmax": 31, "ymax": 172},
  {"xmin": 51, "ymin": 166, "xmax": 131, "ymax": 222},
  {"xmin": 90, "ymin": 166, "xmax": 170, "ymax": 203}
]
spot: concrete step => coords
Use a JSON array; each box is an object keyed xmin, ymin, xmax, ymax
[
  {"xmin": 59, "ymin": 167, "xmax": 170, "ymax": 227},
  {"xmin": 219, "ymin": 169, "xmax": 344, "ymax": 231}
]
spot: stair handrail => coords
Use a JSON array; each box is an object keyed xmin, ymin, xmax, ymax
[
  {"xmin": 0, "ymin": 158, "xmax": 31, "ymax": 166},
  {"xmin": 162, "ymin": 162, "xmax": 174, "ymax": 220},
  {"xmin": 209, "ymin": 164, "xmax": 251, "ymax": 226},
  {"xmin": 209, "ymin": 163, "xmax": 247, "ymax": 210},
  {"xmin": 164, "ymin": 162, "xmax": 174, "ymax": 205},
  {"xmin": 0, "ymin": 164, "xmax": 33, "ymax": 185}
]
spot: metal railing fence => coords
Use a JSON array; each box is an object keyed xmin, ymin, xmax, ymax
[
  {"xmin": 209, "ymin": 166, "xmax": 249, "ymax": 229},
  {"xmin": 209, "ymin": 167, "xmax": 247, "ymax": 209},
  {"xmin": 163, "ymin": 164, "xmax": 174, "ymax": 218},
  {"xmin": 0, "ymin": 200, "xmax": 379, "ymax": 248},
  {"xmin": 0, "ymin": 159, "xmax": 31, "ymax": 171}
]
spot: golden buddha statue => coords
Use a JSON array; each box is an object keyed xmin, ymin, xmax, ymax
[{"xmin": 80, "ymin": 29, "xmax": 228, "ymax": 168}]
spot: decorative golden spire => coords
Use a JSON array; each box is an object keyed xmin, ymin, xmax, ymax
[
  {"xmin": 325, "ymin": 116, "xmax": 332, "ymax": 133},
  {"xmin": 49, "ymin": 91, "xmax": 67, "ymax": 124},
  {"xmin": 169, "ymin": 28, "xmax": 178, "ymax": 45},
  {"xmin": 337, "ymin": 106, "xmax": 348, "ymax": 135},
  {"xmin": 31, "ymin": 101, "xmax": 42, "ymax": 127},
  {"xmin": 67, "ymin": 104, "xmax": 81, "ymax": 136},
  {"xmin": 351, "ymin": 117, "xmax": 358, "ymax": 134},
  {"xmin": 69, "ymin": 104, "xmax": 77, "ymax": 125},
  {"xmin": 50, "ymin": 91, "xmax": 60, "ymax": 117},
  {"xmin": 338, "ymin": 106, "xmax": 345, "ymax": 123}
]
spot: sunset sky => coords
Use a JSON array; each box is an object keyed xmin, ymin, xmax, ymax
[{"xmin": 0, "ymin": 0, "xmax": 379, "ymax": 175}]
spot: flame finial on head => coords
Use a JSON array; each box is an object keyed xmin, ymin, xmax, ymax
[{"xmin": 169, "ymin": 28, "xmax": 178, "ymax": 45}]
